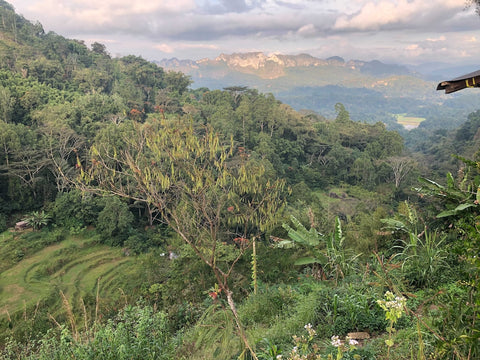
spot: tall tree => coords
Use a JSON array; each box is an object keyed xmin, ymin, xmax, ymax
[
  {"xmin": 386, "ymin": 156, "xmax": 416, "ymax": 189},
  {"xmin": 335, "ymin": 102, "xmax": 351, "ymax": 123},
  {"xmin": 0, "ymin": 85, "xmax": 14, "ymax": 122},
  {"xmin": 39, "ymin": 118, "xmax": 84, "ymax": 192},
  {"xmin": 77, "ymin": 117, "xmax": 287, "ymax": 358}
]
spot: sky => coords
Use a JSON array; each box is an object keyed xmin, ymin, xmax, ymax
[{"xmin": 6, "ymin": 0, "xmax": 480, "ymax": 66}]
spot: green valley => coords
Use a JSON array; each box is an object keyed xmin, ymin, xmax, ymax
[
  {"xmin": 158, "ymin": 53, "xmax": 480, "ymax": 131},
  {"xmin": 0, "ymin": 1, "xmax": 479, "ymax": 359}
]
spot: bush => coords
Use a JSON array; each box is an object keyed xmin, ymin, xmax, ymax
[
  {"xmin": 53, "ymin": 190, "xmax": 103, "ymax": 229},
  {"xmin": 315, "ymin": 284, "xmax": 387, "ymax": 336},
  {"xmin": 0, "ymin": 213, "xmax": 7, "ymax": 233},
  {"xmin": 240, "ymin": 284, "xmax": 299, "ymax": 326},
  {"xmin": 124, "ymin": 227, "xmax": 167, "ymax": 254},
  {"xmin": 96, "ymin": 196, "xmax": 134, "ymax": 246},
  {"xmin": 1, "ymin": 304, "xmax": 177, "ymax": 359}
]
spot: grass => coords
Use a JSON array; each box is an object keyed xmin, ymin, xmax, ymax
[
  {"xmin": 0, "ymin": 231, "xmax": 136, "ymax": 318},
  {"xmin": 313, "ymin": 185, "xmax": 385, "ymax": 225},
  {"xmin": 395, "ymin": 114, "xmax": 426, "ymax": 129}
]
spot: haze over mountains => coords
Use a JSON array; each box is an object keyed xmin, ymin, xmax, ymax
[
  {"xmin": 157, "ymin": 52, "xmax": 480, "ymax": 129},
  {"xmin": 158, "ymin": 52, "xmax": 413, "ymax": 80}
]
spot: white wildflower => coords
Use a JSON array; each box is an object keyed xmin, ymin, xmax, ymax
[
  {"xmin": 304, "ymin": 323, "xmax": 316, "ymax": 337},
  {"xmin": 331, "ymin": 335, "xmax": 342, "ymax": 347},
  {"xmin": 348, "ymin": 338, "xmax": 358, "ymax": 346}
]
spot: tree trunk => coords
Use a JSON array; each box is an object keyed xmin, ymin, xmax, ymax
[{"xmin": 226, "ymin": 289, "xmax": 258, "ymax": 360}]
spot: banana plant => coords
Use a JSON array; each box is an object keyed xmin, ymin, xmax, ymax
[
  {"xmin": 415, "ymin": 169, "xmax": 480, "ymax": 218},
  {"xmin": 278, "ymin": 215, "xmax": 327, "ymax": 267},
  {"xmin": 277, "ymin": 215, "xmax": 360, "ymax": 281}
]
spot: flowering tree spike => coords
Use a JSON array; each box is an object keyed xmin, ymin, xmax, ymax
[{"xmin": 76, "ymin": 116, "xmax": 287, "ymax": 360}]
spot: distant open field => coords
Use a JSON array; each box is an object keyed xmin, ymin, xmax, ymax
[{"xmin": 395, "ymin": 114, "xmax": 426, "ymax": 129}]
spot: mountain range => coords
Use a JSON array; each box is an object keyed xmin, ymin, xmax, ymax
[
  {"xmin": 157, "ymin": 52, "xmax": 413, "ymax": 80},
  {"xmin": 156, "ymin": 52, "xmax": 480, "ymax": 130}
]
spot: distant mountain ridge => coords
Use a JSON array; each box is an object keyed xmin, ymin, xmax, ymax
[
  {"xmin": 156, "ymin": 52, "xmax": 479, "ymax": 131},
  {"xmin": 157, "ymin": 52, "xmax": 413, "ymax": 80}
]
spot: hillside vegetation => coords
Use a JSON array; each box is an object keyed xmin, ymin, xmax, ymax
[
  {"xmin": 158, "ymin": 53, "xmax": 480, "ymax": 131},
  {"xmin": 0, "ymin": 1, "xmax": 479, "ymax": 359}
]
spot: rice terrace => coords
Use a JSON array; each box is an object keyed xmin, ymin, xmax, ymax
[
  {"xmin": 395, "ymin": 114, "xmax": 426, "ymax": 130},
  {"xmin": 1, "ymin": 0, "xmax": 480, "ymax": 358},
  {"xmin": 0, "ymin": 229, "xmax": 138, "ymax": 319}
]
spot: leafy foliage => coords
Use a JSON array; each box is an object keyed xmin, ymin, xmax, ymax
[
  {"xmin": 96, "ymin": 196, "xmax": 134, "ymax": 246},
  {"xmin": 22, "ymin": 210, "xmax": 50, "ymax": 231},
  {"xmin": 279, "ymin": 215, "xmax": 360, "ymax": 281},
  {"xmin": 1, "ymin": 304, "xmax": 176, "ymax": 360},
  {"xmin": 52, "ymin": 189, "xmax": 102, "ymax": 230},
  {"xmin": 1, "ymin": 3, "xmax": 480, "ymax": 359}
]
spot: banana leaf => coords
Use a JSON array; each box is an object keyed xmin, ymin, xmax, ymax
[
  {"xmin": 294, "ymin": 254, "xmax": 328, "ymax": 266},
  {"xmin": 437, "ymin": 203, "xmax": 477, "ymax": 218}
]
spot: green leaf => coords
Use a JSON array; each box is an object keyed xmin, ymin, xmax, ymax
[
  {"xmin": 437, "ymin": 203, "xmax": 476, "ymax": 218},
  {"xmin": 436, "ymin": 210, "xmax": 457, "ymax": 218},
  {"xmin": 282, "ymin": 216, "xmax": 321, "ymax": 246},
  {"xmin": 385, "ymin": 339, "xmax": 394, "ymax": 347},
  {"xmin": 446, "ymin": 172, "xmax": 455, "ymax": 188},
  {"xmin": 418, "ymin": 177, "xmax": 445, "ymax": 190},
  {"xmin": 276, "ymin": 240, "xmax": 295, "ymax": 249},
  {"xmin": 294, "ymin": 256, "xmax": 324, "ymax": 266},
  {"xmin": 381, "ymin": 218, "xmax": 408, "ymax": 231},
  {"xmin": 455, "ymin": 203, "xmax": 476, "ymax": 211}
]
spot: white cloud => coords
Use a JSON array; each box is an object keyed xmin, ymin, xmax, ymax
[
  {"xmin": 426, "ymin": 36, "xmax": 446, "ymax": 42},
  {"xmin": 6, "ymin": 0, "xmax": 480, "ymax": 65},
  {"xmin": 28, "ymin": 0, "xmax": 196, "ymax": 15},
  {"xmin": 400, "ymin": 32, "xmax": 480, "ymax": 64},
  {"xmin": 15, "ymin": 0, "xmax": 196, "ymax": 33},
  {"xmin": 297, "ymin": 24, "xmax": 317, "ymax": 37},
  {"xmin": 334, "ymin": 0, "xmax": 466, "ymax": 31},
  {"xmin": 154, "ymin": 43, "xmax": 219, "ymax": 53},
  {"xmin": 155, "ymin": 44, "xmax": 175, "ymax": 53}
]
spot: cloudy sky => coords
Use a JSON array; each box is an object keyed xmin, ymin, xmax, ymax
[{"xmin": 6, "ymin": 0, "xmax": 480, "ymax": 66}]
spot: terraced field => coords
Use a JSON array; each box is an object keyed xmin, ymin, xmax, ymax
[
  {"xmin": 395, "ymin": 113, "xmax": 426, "ymax": 130},
  {"xmin": 0, "ymin": 233, "xmax": 138, "ymax": 318}
]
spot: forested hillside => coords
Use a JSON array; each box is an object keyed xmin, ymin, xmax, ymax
[
  {"xmin": 157, "ymin": 53, "xmax": 480, "ymax": 132},
  {"xmin": 0, "ymin": 1, "xmax": 480, "ymax": 359}
]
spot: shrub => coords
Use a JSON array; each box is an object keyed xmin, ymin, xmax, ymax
[
  {"xmin": 96, "ymin": 196, "xmax": 134, "ymax": 246},
  {"xmin": 313, "ymin": 284, "xmax": 387, "ymax": 337},
  {"xmin": 240, "ymin": 284, "xmax": 299, "ymax": 326},
  {"xmin": 52, "ymin": 190, "xmax": 102, "ymax": 229},
  {"xmin": 124, "ymin": 227, "xmax": 167, "ymax": 254},
  {"xmin": 0, "ymin": 213, "xmax": 7, "ymax": 233},
  {"xmin": 1, "ymin": 304, "xmax": 177, "ymax": 360},
  {"xmin": 22, "ymin": 211, "xmax": 51, "ymax": 231}
]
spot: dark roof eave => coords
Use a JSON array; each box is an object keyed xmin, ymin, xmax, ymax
[{"xmin": 437, "ymin": 72, "xmax": 480, "ymax": 94}]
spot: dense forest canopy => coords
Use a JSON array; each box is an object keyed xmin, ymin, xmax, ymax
[
  {"xmin": 0, "ymin": 0, "xmax": 414, "ymax": 219},
  {"xmin": 0, "ymin": 1, "xmax": 480, "ymax": 359}
]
